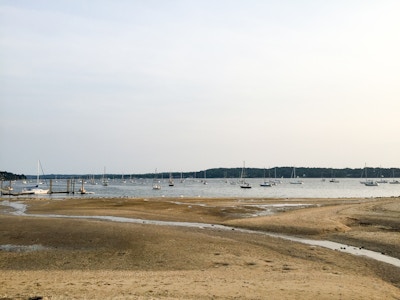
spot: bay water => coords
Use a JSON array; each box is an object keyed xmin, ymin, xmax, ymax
[{"xmin": 7, "ymin": 178, "xmax": 400, "ymax": 198}]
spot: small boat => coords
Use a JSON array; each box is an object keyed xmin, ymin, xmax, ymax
[
  {"xmin": 102, "ymin": 167, "xmax": 108, "ymax": 186},
  {"xmin": 239, "ymin": 161, "xmax": 252, "ymax": 189},
  {"xmin": 376, "ymin": 178, "xmax": 388, "ymax": 184},
  {"xmin": 364, "ymin": 180, "xmax": 379, "ymax": 186},
  {"xmin": 359, "ymin": 164, "xmax": 370, "ymax": 184},
  {"xmin": 290, "ymin": 167, "xmax": 303, "ymax": 184},
  {"xmin": 360, "ymin": 164, "xmax": 378, "ymax": 186},
  {"xmin": 121, "ymin": 173, "xmax": 127, "ymax": 184},
  {"xmin": 260, "ymin": 168, "xmax": 273, "ymax": 187},
  {"xmin": 152, "ymin": 169, "xmax": 161, "ymax": 190},
  {"xmin": 152, "ymin": 183, "xmax": 161, "ymax": 190},
  {"xmin": 203, "ymin": 170, "xmax": 207, "ymax": 185},
  {"xmin": 20, "ymin": 188, "xmax": 35, "ymax": 195},
  {"xmin": 389, "ymin": 170, "xmax": 399, "ymax": 184},
  {"xmin": 376, "ymin": 168, "xmax": 388, "ymax": 183},
  {"xmin": 22, "ymin": 184, "xmax": 49, "ymax": 194},
  {"xmin": 329, "ymin": 170, "xmax": 339, "ymax": 183},
  {"xmin": 168, "ymin": 173, "xmax": 174, "ymax": 187},
  {"xmin": 272, "ymin": 168, "xmax": 282, "ymax": 184},
  {"xmin": 31, "ymin": 185, "xmax": 49, "ymax": 194},
  {"xmin": 89, "ymin": 175, "xmax": 97, "ymax": 185},
  {"xmin": 240, "ymin": 182, "xmax": 252, "ymax": 189},
  {"xmin": 22, "ymin": 160, "xmax": 49, "ymax": 194}
]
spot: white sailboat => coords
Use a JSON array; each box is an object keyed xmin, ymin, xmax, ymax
[
  {"xmin": 168, "ymin": 173, "xmax": 174, "ymax": 186},
  {"xmin": 329, "ymin": 170, "xmax": 339, "ymax": 183},
  {"xmin": 240, "ymin": 161, "xmax": 252, "ymax": 189},
  {"xmin": 360, "ymin": 164, "xmax": 378, "ymax": 186},
  {"xmin": 376, "ymin": 177, "xmax": 388, "ymax": 184},
  {"xmin": 271, "ymin": 167, "xmax": 282, "ymax": 184},
  {"xmin": 364, "ymin": 180, "xmax": 379, "ymax": 186},
  {"xmin": 290, "ymin": 167, "xmax": 303, "ymax": 184},
  {"xmin": 389, "ymin": 169, "xmax": 400, "ymax": 184},
  {"xmin": 152, "ymin": 169, "xmax": 161, "ymax": 190},
  {"xmin": 202, "ymin": 170, "xmax": 207, "ymax": 185},
  {"xmin": 376, "ymin": 168, "xmax": 388, "ymax": 183},
  {"xmin": 22, "ymin": 160, "xmax": 49, "ymax": 194},
  {"xmin": 260, "ymin": 168, "xmax": 272, "ymax": 187},
  {"xmin": 102, "ymin": 167, "xmax": 108, "ymax": 186}
]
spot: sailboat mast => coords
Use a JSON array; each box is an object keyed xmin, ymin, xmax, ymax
[{"xmin": 37, "ymin": 160, "xmax": 40, "ymax": 185}]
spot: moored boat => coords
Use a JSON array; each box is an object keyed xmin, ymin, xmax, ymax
[
  {"xmin": 239, "ymin": 161, "xmax": 252, "ymax": 189},
  {"xmin": 290, "ymin": 167, "xmax": 303, "ymax": 184},
  {"xmin": 364, "ymin": 180, "xmax": 379, "ymax": 186},
  {"xmin": 22, "ymin": 160, "xmax": 49, "ymax": 194}
]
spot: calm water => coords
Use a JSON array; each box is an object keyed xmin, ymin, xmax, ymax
[{"xmin": 6, "ymin": 178, "xmax": 400, "ymax": 198}]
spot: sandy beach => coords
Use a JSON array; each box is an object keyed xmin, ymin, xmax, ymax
[{"xmin": 0, "ymin": 196, "xmax": 399, "ymax": 299}]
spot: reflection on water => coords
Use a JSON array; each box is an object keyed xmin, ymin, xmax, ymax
[
  {"xmin": 261, "ymin": 232, "xmax": 400, "ymax": 268},
  {"xmin": 0, "ymin": 244, "xmax": 49, "ymax": 252}
]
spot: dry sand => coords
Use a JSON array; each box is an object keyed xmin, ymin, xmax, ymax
[{"xmin": 0, "ymin": 196, "xmax": 399, "ymax": 299}]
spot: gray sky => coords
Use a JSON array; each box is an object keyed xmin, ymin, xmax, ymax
[{"xmin": 1, "ymin": 0, "xmax": 399, "ymax": 175}]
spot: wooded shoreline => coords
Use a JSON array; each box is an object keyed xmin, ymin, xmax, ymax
[{"xmin": 6, "ymin": 166, "xmax": 400, "ymax": 181}]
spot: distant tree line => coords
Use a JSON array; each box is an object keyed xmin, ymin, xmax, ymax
[
  {"xmin": 177, "ymin": 167, "xmax": 400, "ymax": 179},
  {"xmin": 0, "ymin": 171, "xmax": 26, "ymax": 181},
  {"xmin": 24, "ymin": 167, "xmax": 400, "ymax": 180}
]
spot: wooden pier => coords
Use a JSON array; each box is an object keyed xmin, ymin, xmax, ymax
[{"xmin": 1, "ymin": 179, "xmax": 91, "ymax": 196}]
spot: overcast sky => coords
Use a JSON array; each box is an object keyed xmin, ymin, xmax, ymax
[{"xmin": 1, "ymin": 0, "xmax": 399, "ymax": 175}]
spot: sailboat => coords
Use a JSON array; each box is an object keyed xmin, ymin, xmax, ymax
[
  {"xmin": 22, "ymin": 160, "xmax": 49, "ymax": 194},
  {"xmin": 376, "ymin": 176, "xmax": 388, "ymax": 184},
  {"xmin": 168, "ymin": 173, "xmax": 174, "ymax": 186},
  {"xmin": 102, "ymin": 167, "xmax": 108, "ymax": 186},
  {"xmin": 260, "ymin": 168, "xmax": 272, "ymax": 187},
  {"xmin": 270, "ymin": 167, "xmax": 282, "ymax": 184},
  {"xmin": 202, "ymin": 170, "xmax": 207, "ymax": 185},
  {"xmin": 364, "ymin": 180, "xmax": 379, "ymax": 186},
  {"xmin": 152, "ymin": 169, "xmax": 161, "ymax": 190},
  {"xmin": 239, "ymin": 162, "xmax": 252, "ymax": 188},
  {"xmin": 376, "ymin": 168, "xmax": 388, "ymax": 184},
  {"xmin": 290, "ymin": 167, "xmax": 303, "ymax": 184},
  {"xmin": 390, "ymin": 169, "xmax": 400, "ymax": 184},
  {"xmin": 329, "ymin": 170, "xmax": 339, "ymax": 183},
  {"xmin": 360, "ymin": 164, "xmax": 378, "ymax": 186},
  {"xmin": 89, "ymin": 175, "xmax": 97, "ymax": 185}
]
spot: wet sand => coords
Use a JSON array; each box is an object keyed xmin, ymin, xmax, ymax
[{"xmin": 0, "ymin": 196, "xmax": 399, "ymax": 299}]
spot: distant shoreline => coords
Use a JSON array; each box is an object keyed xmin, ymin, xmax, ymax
[{"xmin": 14, "ymin": 166, "xmax": 400, "ymax": 180}]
